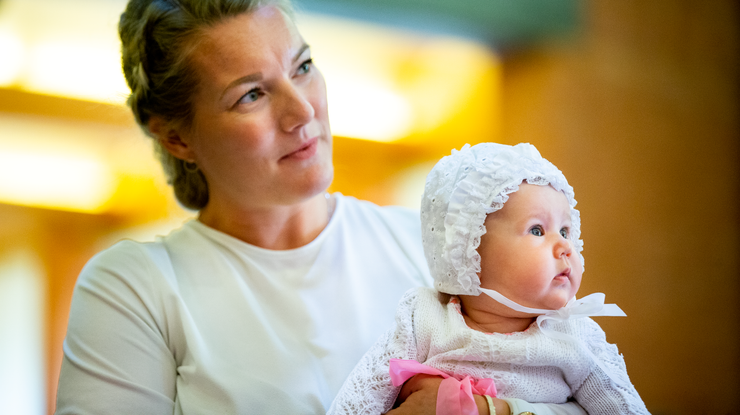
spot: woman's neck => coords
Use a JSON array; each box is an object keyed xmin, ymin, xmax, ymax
[
  {"xmin": 197, "ymin": 192, "xmax": 332, "ymax": 250},
  {"xmin": 458, "ymin": 295, "xmax": 536, "ymax": 334}
]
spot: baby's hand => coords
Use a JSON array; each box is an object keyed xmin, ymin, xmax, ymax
[
  {"xmin": 386, "ymin": 374, "xmax": 441, "ymax": 415},
  {"xmin": 396, "ymin": 374, "xmax": 442, "ymax": 405}
]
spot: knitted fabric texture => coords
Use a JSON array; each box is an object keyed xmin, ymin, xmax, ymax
[
  {"xmin": 420, "ymin": 143, "xmax": 583, "ymax": 295},
  {"xmin": 327, "ymin": 288, "xmax": 649, "ymax": 415}
]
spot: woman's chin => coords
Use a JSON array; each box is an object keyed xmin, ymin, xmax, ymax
[
  {"xmin": 308, "ymin": 163, "xmax": 334, "ymax": 194},
  {"xmin": 284, "ymin": 164, "xmax": 334, "ymax": 202}
]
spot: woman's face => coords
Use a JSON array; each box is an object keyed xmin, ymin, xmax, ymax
[{"xmin": 174, "ymin": 6, "xmax": 333, "ymax": 210}]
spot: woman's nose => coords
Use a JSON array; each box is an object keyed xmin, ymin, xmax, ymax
[{"xmin": 278, "ymin": 83, "xmax": 315, "ymax": 132}]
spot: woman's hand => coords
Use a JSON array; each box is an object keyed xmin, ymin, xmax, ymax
[{"xmin": 386, "ymin": 374, "xmax": 510, "ymax": 415}]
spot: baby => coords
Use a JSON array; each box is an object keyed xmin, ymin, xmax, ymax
[{"xmin": 329, "ymin": 143, "xmax": 648, "ymax": 415}]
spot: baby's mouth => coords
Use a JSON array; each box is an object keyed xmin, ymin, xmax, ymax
[{"xmin": 555, "ymin": 268, "xmax": 571, "ymax": 281}]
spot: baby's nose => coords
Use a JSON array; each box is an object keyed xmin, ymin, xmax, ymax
[{"xmin": 556, "ymin": 240, "xmax": 572, "ymax": 258}]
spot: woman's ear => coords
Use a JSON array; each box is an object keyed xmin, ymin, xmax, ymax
[{"xmin": 148, "ymin": 116, "xmax": 195, "ymax": 161}]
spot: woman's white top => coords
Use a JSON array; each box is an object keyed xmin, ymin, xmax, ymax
[
  {"xmin": 329, "ymin": 287, "xmax": 649, "ymax": 415},
  {"xmin": 56, "ymin": 194, "xmax": 592, "ymax": 414},
  {"xmin": 56, "ymin": 195, "xmax": 433, "ymax": 414}
]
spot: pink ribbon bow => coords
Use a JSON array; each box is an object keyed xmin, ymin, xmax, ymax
[{"xmin": 389, "ymin": 359, "xmax": 497, "ymax": 415}]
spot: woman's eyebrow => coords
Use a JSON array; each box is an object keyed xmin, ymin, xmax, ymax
[
  {"xmin": 222, "ymin": 73, "xmax": 263, "ymax": 100},
  {"xmin": 294, "ymin": 43, "xmax": 310, "ymax": 62}
]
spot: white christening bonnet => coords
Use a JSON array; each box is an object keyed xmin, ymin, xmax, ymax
[
  {"xmin": 420, "ymin": 142, "xmax": 629, "ymax": 385},
  {"xmin": 420, "ymin": 142, "xmax": 582, "ymax": 297}
]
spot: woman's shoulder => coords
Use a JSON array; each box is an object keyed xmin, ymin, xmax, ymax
[
  {"xmin": 77, "ymin": 239, "xmax": 169, "ymax": 291},
  {"xmin": 84, "ymin": 239, "xmax": 157, "ymax": 274},
  {"xmin": 85, "ymin": 219, "xmax": 191, "ymax": 268},
  {"xmin": 78, "ymin": 221, "xmax": 201, "ymax": 293}
]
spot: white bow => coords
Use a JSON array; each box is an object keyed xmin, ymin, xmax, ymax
[{"xmin": 479, "ymin": 288, "xmax": 628, "ymax": 387}]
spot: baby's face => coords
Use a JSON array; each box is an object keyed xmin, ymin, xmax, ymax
[{"xmin": 477, "ymin": 183, "xmax": 583, "ymax": 310}]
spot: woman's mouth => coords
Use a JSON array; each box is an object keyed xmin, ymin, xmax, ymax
[{"xmin": 281, "ymin": 137, "xmax": 319, "ymax": 161}]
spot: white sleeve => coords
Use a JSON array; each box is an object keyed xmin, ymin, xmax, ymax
[
  {"xmin": 573, "ymin": 320, "xmax": 650, "ymax": 415},
  {"xmin": 502, "ymin": 399, "xmax": 587, "ymax": 415},
  {"xmin": 55, "ymin": 242, "xmax": 177, "ymax": 415}
]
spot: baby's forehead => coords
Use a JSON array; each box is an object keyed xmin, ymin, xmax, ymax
[
  {"xmin": 495, "ymin": 183, "xmax": 572, "ymax": 218},
  {"xmin": 508, "ymin": 182, "xmax": 567, "ymax": 201}
]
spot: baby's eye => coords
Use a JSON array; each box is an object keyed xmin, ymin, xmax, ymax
[
  {"xmin": 560, "ymin": 227, "xmax": 569, "ymax": 238},
  {"xmin": 529, "ymin": 225, "xmax": 544, "ymax": 237},
  {"xmin": 239, "ymin": 88, "xmax": 261, "ymax": 104}
]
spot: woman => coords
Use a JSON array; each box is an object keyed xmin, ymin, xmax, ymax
[{"xmin": 56, "ymin": 0, "xmax": 585, "ymax": 414}]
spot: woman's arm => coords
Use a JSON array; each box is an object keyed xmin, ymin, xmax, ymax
[{"xmin": 55, "ymin": 242, "xmax": 177, "ymax": 414}]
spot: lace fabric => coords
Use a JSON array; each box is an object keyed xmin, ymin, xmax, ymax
[
  {"xmin": 420, "ymin": 143, "xmax": 583, "ymax": 295},
  {"xmin": 327, "ymin": 288, "xmax": 650, "ymax": 415}
]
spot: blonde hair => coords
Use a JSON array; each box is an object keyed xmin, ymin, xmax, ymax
[{"xmin": 119, "ymin": 0, "xmax": 293, "ymax": 209}]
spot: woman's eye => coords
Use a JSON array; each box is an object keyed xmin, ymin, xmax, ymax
[
  {"xmin": 297, "ymin": 59, "xmax": 313, "ymax": 75},
  {"xmin": 560, "ymin": 228, "xmax": 569, "ymax": 238},
  {"xmin": 239, "ymin": 88, "xmax": 261, "ymax": 104},
  {"xmin": 529, "ymin": 226, "xmax": 543, "ymax": 237}
]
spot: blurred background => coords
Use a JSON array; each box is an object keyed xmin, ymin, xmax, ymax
[{"xmin": 0, "ymin": 0, "xmax": 737, "ymax": 414}]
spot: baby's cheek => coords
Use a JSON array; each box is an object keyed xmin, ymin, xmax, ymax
[
  {"xmin": 574, "ymin": 255, "xmax": 584, "ymax": 273},
  {"xmin": 571, "ymin": 258, "xmax": 584, "ymax": 295}
]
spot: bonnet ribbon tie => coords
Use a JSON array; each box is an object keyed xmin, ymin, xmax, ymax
[
  {"xmin": 389, "ymin": 358, "xmax": 496, "ymax": 415},
  {"xmin": 479, "ymin": 288, "xmax": 627, "ymax": 386}
]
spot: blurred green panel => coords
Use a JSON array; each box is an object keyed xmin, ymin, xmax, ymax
[{"xmin": 295, "ymin": 0, "xmax": 580, "ymax": 47}]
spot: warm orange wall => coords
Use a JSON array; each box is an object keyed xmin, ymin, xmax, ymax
[
  {"xmin": 500, "ymin": 1, "xmax": 739, "ymax": 413},
  {"xmin": 330, "ymin": 137, "xmax": 441, "ymax": 205}
]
